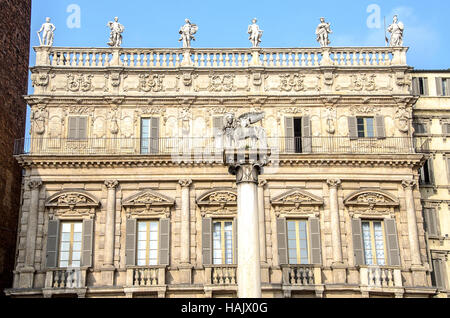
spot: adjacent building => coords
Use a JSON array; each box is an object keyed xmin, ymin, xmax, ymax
[{"xmin": 5, "ymin": 45, "xmax": 440, "ymax": 298}]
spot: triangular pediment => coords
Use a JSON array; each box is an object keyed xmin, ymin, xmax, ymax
[
  {"xmin": 45, "ymin": 190, "xmax": 100, "ymax": 208},
  {"xmin": 271, "ymin": 189, "xmax": 323, "ymax": 206},
  {"xmin": 196, "ymin": 189, "xmax": 237, "ymax": 206},
  {"xmin": 123, "ymin": 189, "xmax": 175, "ymax": 207},
  {"xmin": 344, "ymin": 190, "xmax": 399, "ymax": 207}
]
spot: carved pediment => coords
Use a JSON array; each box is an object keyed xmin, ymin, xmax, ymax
[
  {"xmin": 45, "ymin": 190, "xmax": 100, "ymax": 210},
  {"xmin": 271, "ymin": 189, "xmax": 324, "ymax": 207},
  {"xmin": 123, "ymin": 189, "xmax": 175, "ymax": 208},
  {"xmin": 344, "ymin": 190, "xmax": 399, "ymax": 208},
  {"xmin": 196, "ymin": 189, "xmax": 237, "ymax": 217}
]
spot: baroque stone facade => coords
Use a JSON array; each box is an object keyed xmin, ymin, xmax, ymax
[
  {"xmin": 6, "ymin": 45, "xmax": 440, "ymax": 298},
  {"xmin": 0, "ymin": 0, "xmax": 31, "ymax": 295}
]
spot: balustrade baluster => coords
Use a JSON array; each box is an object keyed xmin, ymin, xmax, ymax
[
  {"xmin": 380, "ymin": 269, "xmax": 387, "ymax": 287},
  {"xmin": 368, "ymin": 268, "xmax": 374, "ymax": 286},
  {"xmin": 387, "ymin": 270, "xmax": 394, "ymax": 287}
]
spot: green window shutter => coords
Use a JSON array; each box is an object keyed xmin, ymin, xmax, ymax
[
  {"xmin": 46, "ymin": 219, "xmax": 60, "ymax": 268},
  {"xmin": 159, "ymin": 218, "xmax": 170, "ymax": 266},
  {"xmin": 385, "ymin": 219, "xmax": 401, "ymax": 266},
  {"xmin": 423, "ymin": 78, "xmax": 429, "ymax": 95},
  {"xmin": 81, "ymin": 219, "xmax": 94, "ymax": 267},
  {"xmin": 436, "ymin": 77, "xmax": 443, "ymax": 96},
  {"xmin": 150, "ymin": 117, "xmax": 160, "ymax": 154},
  {"xmin": 351, "ymin": 219, "xmax": 365, "ymax": 266},
  {"xmin": 125, "ymin": 219, "xmax": 137, "ymax": 266},
  {"xmin": 277, "ymin": 218, "xmax": 288, "ymax": 265},
  {"xmin": 68, "ymin": 117, "xmax": 78, "ymax": 139},
  {"xmin": 308, "ymin": 217, "xmax": 322, "ymax": 265},
  {"xmin": 284, "ymin": 117, "xmax": 294, "ymax": 153},
  {"xmin": 411, "ymin": 78, "xmax": 419, "ymax": 95},
  {"xmin": 375, "ymin": 116, "xmax": 386, "ymax": 139},
  {"xmin": 78, "ymin": 117, "xmax": 87, "ymax": 139},
  {"xmin": 302, "ymin": 116, "xmax": 312, "ymax": 153},
  {"xmin": 432, "ymin": 259, "xmax": 446, "ymax": 290},
  {"xmin": 233, "ymin": 217, "xmax": 238, "ymax": 265},
  {"xmin": 202, "ymin": 218, "xmax": 212, "ymax": 265},
  {"xmin": 348, "ymin": 117, "xmax": 358, "ymax": 140}
]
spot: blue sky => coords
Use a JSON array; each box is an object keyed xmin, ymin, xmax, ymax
[{"xmin": 25, "ymin": 0, "xmax": 450, "ymax": 135}]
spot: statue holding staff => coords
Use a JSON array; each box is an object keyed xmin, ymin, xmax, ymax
[
  {"xmin": 387, "ymin": 15, "xmax": 404, "ymax": 47},
  {"xmin": 37, "ymin": 17, "xmax": 56, "ymax": 46}
]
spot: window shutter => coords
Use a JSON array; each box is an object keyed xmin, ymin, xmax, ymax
[
  {"xmin": 277, "ymin": 218, "xmax": 288, "ymax": 265},
  {"xmin": 202, "ymin": 218, "xmax": 212, "ymax": 265},
  {"xmin": 302, "ymin": 116, "xmax": 312, "ymax": 153},
  {"xmin": 68, "ymin": 117, "xmax": 78, "ymax": 140},
  {"xmin": 436, "ymin": 77, "xmax": 443, "ymax": 96},
  {"xmin": 428, "ymin": 159, "xmax": 435, "ymax": 186},
  {"xmin": 213, "ymin": 116, "xmax": 224, "ymax": 136},
  {"xmin": 447, "ymin": 158, "xmax": 450, "ymax": 184},
  {"xmin": 150, "ymin": 117, "xmax": 160, "ymax": 154},
  {"xmin": 432, "ymin": 259, "xmax": 446, "ymax": 290},
  {"xmin": 308, "ymin": 217, "xmax": 322, "ymax": 265},
  {"xmin": 375, "ymin": 116, "xmax": 386, "ymax": 139},
  {"xmin": 284, "ymin": 117, "xmax": 294, "ymax": 153},
  {"xmin": 159, "ymin": 218, "xmax": 170, "ymax": 266},
  {"xmin": 351, "ymin": 219, "xmax": 365, "ymax": 266},
  {"xmin": 125, "ymin": 219, "xmax": 137, "ymax": 266},
  {"xmin": 385, "ymin": 219, "xmax": 401, "ymax": 266},
  {"xmin": 411, "ymin": 78, "xmax": 419, "ymax": 95},
  {"xmin": 424, "ymin": 208, "xmax": 439, "ymax": 237},
  {"xmin": 348, "ymin": 117, "xmax": 358, "ymax": 140},
  {"xmin": 46, "ymin": 219, "xmax": 60, "ymax": 268},
  {"xmin": 233, "ymin": 217, "xmax": 237, "ymax": 265},
  {"xmin": 81, "ymin": 219, "xmax": 94, "ymax": 267},
  {"xmin": 78, "ymin": 117, "xmax": 87, "ymax": 139},
  {"xmin": 423, "ymin": 78, "xmax": 429, "ymax": 95}
]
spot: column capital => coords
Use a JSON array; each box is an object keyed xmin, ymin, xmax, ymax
[
  {"xmin": 28, "ymin": 179, "xmax": 42, "ymax": 190},
  {"xmin": 179, "ymin": 179, "xmax": 193, "ymax": 188},
  {"xmin": 104, "ymin": 180, "xmax": 119, "ymax": 189},
  {"xmin": 327, "ymin": 179, "xmax": 342, "ymax": 189},
  {"xmin": 258, "ymin": 179, "xmax": 268, "ymax": 188},
  {"xmin": 229, "ymin": 164, "xmax": 261, "ymax": 185},
  {"xmin": 402, "ymin": 180, "xmax": 417, "ymax": 190}
]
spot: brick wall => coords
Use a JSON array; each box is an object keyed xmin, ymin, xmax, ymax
[{"xmin": 0, "ymin": 0, "xmax": 31, "ymax": 294}]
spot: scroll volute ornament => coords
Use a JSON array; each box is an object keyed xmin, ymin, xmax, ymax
[{"xmin": 104, "ymin": 180, "xmax": 119, "ymax": 189}]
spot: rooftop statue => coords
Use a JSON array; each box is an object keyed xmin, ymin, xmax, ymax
[
  {"xmin": 179, "ymin": 19, "xmax": 198, "ymax": 48},
  {"xmin": 387, "ymin": 15, "xmax": 404, "ymax": 47},
  {"xmin": 248, "ymin": 18, "xmax": 263, "ymax": 48},
  {"xmin": 223, "ymin": 112, "xmax": 267, "ymax": 149},
  {"xmin": 37, "ymin": 17, "xmax": 56, "ymax": 47},
  {"xmin": 107, "ymin": 17, "xmax": 125, "ymax": 47},
  {"xmin": 316, "ymin": 17, "xmax": 332, "ymax": 47}
]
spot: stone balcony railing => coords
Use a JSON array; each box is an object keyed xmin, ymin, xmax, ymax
[
  {"xmin": 125, "ymin": 266, "xmax": 166, "ymax": 287},
  {"xmin": 14, "ymin": 136, "xmax": 418, "ymax": 157},
  {"xmin": 282, "ymin": 265, "xmax": 322, "ymax": 286},
  {"xmin": 359, "ymin": 266, "xmax": 403, "ymax": 288},
  {"xmin": 204, "ymin": 265, "xmax": 238, "ymax": 285},
  {"xmin": 34, "ymin": 46, "xmax": 408, "ymax": 68},
  {"xmin": 44, "ymin": 268, "xmax": 87, "ymax": 289}
]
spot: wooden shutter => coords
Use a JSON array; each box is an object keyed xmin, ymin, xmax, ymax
[
  {"xmin": 428, "ymin": 159, "xmax": 435, "ymax": 186},
  {"xmin": 68, "ymin": 117, "xmax": 78, "ymax": 139},
  {"xmin": 411, "ymin": 78, "xmax": 419, "ymax": 95},
  {"xmin": 385, "ymin": 219, "xmax": 401, "ymax": 266},
  {"xmin": 348, "ymin": 117, "xmax": 358, "ymax": 140},
  {"xmin": 213, "ymin": 116, "xmax": 224, "ymax": 135},
  {"xmin": 351, "ymin": 219, "xmax": 365, "ymax": 266},
  {"xmin": 436, "ymin": 77, "xmax": 443, "ymax": 96},
  {"xmin": 46, "ymin": 219, "xmax": 60, "ymax": 268},
  {"xmin": 424, "ymin": 208, "xmax": 439, "ymax": 237},
  {"xmin": 375, "ymin": 116, "xmax": 386, "ymax": 139},
  {"xmin": 308, "ymin": 217, "xmax": 322, "ymax": 265},
  {"xmin": 284, "ymin": 117, "xmax": 294, "ymax": 153},
  {"xmin": 277, "ymin": 218, "xmax": 288, "ymax": 265},
  {"xmin": 433, "ymin": 259, "xmax": 446, "ymax": 290},
  {"xmin": 81, "ymin": 219, "xmax": 94, "ymax": 267},
  {"xmin": 233, "ymin": 217, "xmax": 238, "ymax": 265},
  {"xmin": 78, "ymin": 117, "xmax": 87, "ymax": 139},
  {"xmin": 159, "ymin": 218, "xmax": 170, "ymax": 266},
  {"xmin": 302, "ymin": 116, "xmax": 312, "ymax": 153},
  {"xmin": 125, "ymin": 219, "xmax": 137, "ymax": 266},
  {"xmin": 202, "ymin": 218, "xmax": 212, "ymax": 265},
  {"xmin": 423, "ymin": 78, "xmax": 429, "ymax": 95},
  {"xmin": 447, "ymin": 158, "xmax": 450, "ymax": 184},
  {"xmin": 150, "ymin": 117, "xmax": 160, "ymax": 154},
  {"xmin": 443, "ymin": 123, "xmax": 449, "ymax": 135}
]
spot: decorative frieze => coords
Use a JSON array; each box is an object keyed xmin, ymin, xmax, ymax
[
  {"xmin": 270, "ymin": 189, "xmax": 323, "ymax": 216},
  {"xmin": 66, "ymin": 74, "xmax": 93, "ymax": 92},
  {"xmin": 45, "ymin": 190, "xmax": 100, "ymax": 219},
  {"xmin": 196, "ymin": 189, "xmax": 237, "ymax": 217},
  {"xmin": 138, "ymin": 74, "xmax": 164, "ymax": 92},
  {"xmin": 344, "ymin": 190, "xmax": 399, "ymax": 218},
  {"xmin": 123, "ymin": 189, "xmax": 175, "ymax": 218}
]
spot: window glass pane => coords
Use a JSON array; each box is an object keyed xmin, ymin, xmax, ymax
[
  {"xmin": 71, "ymin": 261, "xmax": 80, "ymax": 268},
  {"xmin": 60, "ymin": 252, "xmax": 69, "ymax": 261},
  {"xmin": 61, "ymin": 233, "xmax": 70, "ymax": 241},
  {"xmin": 148, "ymin": 259, "xmax": 157, "ymax": 266},
  {"xmin": 60, "ymin": 261, "xmax": 68, "ymax": 268},
  {"xmin": 149, "ymin": 222, "xmax": 158, "ymax": 231},
  {"xmin": 137, "ymin": 259, "xmax": 145, "ymax": 266},
  {"xmin": 73, "ymin": 233, "xmax": 82, "ymax": 242},
  {"xmin": 373, "ymin": 222, "xmax": 386, "ymax": 266},
  {"xmin": 72, "ymin": 252, "xmax": 81, "ymax": 261},
  {"xmin": 362, "ymin": 222, "xmax": 374, "ymax": 265},
  {"xmin": 60, "ymin": 242, "xmax": 70, "ymax": 252},
  {"xmin": 72, "ymin": 242, "xmax": 82, "ymax": 252},
  {"xmin": 137, "ymin": 241, "xmax": 146, "ymax": 250},
  {"xmin": 62, "ymin": 223, "xmax": 71, "ymax": 232},
  {"xmin": 138, "ymin": 222, "xmax": 147, "ymax": 232},
  {"xmin": 365, "ymin": 118, "xmax": 374, "ymax": 137},
  {"xmin": 149, "ymin": 250, "xmax": 157, "ymax": 259},
  {"xmin": 149, "ymin": 231, "xmax": 158, "ymax": 241},
  {"xmin": 357, "ymin": 118, "xmax": 365, "ymax": 137},
  {"xmin": 149, "ymin": 241, "xmax": 158, "ymax": 250},
  {"xmin": 74, "ymin": 223, "xmax": 82, "ymax": 233},
  {"xmin": 287, "ymin": 221, "xmax": 296, "ymax": 231}
]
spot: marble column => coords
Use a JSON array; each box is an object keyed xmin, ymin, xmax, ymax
[
  {"xmin": 19, "ymin": 179, "xmax": 42, "ymax": 288},
  {"xmin": 103, "ymin": 180, "xmax": 119, "ymax": 285},
  {"xmin": 230, "ymin": 164, "xmax": 262, "ymax": 298},
  {"xmin": 258, "ymin": 179, "xmax": 270, "ymax": 283},
  {"xmin": 402, "ymin": 180, "xmax": 421, "ymax": 266},
  {"xmin": 327, "ymin": 179, "xmax": 346, "ymax": 284},
  {"xmin": 178, "ymin": 179, "xmax": 193, "ymax": 283}
]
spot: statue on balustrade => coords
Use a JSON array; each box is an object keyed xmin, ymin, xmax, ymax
[
  {"xmin": 316, "ymin": 17, "xmax": 332, "ymax": 47},
  {"xmin": 179, "ymin": 19, "xmax": 198, "ymax": 48},
  {"xmin": 387, "ymin": 15, "xmax": 404, "ymax": 47},
  {"xmin": 248, "ymin": 18, "xmax": 263, "ymax": 48},
  {"xmin": 223, "ymin": 112, "xmax": 267, "ymax": 149},
  {"xmin": 107, "ymin": 17, "xmax": 125, "ymax": 47},
  {"xmin": 37, "ymin": 17, "xmax": 56, "ymax": 47}
]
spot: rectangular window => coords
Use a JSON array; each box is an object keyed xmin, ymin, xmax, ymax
[
  {"xmin": 140, "ymin": 118, "xmax": 159, "ymax": 154},
  {"xmin": 357, "ymin": 117, "xmax": 375, "ymax": 138},
  {"xmin": 287, "ymin": 220, "xmax": 309, "ymax": 264},
  {"xmin": 59, "ymin": 222, "xmax": 83, "ymax": 268},
  {"xmin": 419, "ymin": 159, "xmax": 433, "ymax": 185},
  {"xmin": 361, "ymin": 220, "xmax": 387, "ymax": 266},
  {"xmin": 443, "ymin": 78, "xmax": 449, "ymax": 96},
  {"xmin": 413, "ymin": 122, "xmax": 427, "ymax": 135},
  {"xmin": 68, "ymin": 117, "xmax": 87, "ymax": 140},
  {"xmin": 137, "ymin": 221, "xmax": 159, "ymax": 266},
  {"xmin": 212, "ymin": 220, "xmax": 234, "ymax": 265}
]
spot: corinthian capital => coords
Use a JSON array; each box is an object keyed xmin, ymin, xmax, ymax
[
  {"xmin": 402, "ymin": 180, "xmax": 417, "ymax": 190},
  {"xmin": 179, "ymin": 179, "xmax": 193, "ymax": 188},
  {"xmin": 327, "ymin": 179, "xmax": 342, "ymax": 189},
  {"xmin": 28, "ymin": 180, "xmax": 42, "ymax": 190},
  {"xmin": 104, "ymin": 180, "xmax": 119, "ymax": 189}
]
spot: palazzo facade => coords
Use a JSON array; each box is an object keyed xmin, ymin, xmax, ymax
[{"xmin": 6, "ymin": 46, "xmax": 439, "ymax": 298}]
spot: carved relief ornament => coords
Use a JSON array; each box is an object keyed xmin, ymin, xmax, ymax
[
  {"xmin": 270, "ymin": 189, "xmax": 324, "ymax": 217},
  {"xmin": 123, "ymin": 189, "xmax": 175, "ymax": 218},
  {"xmin": 344, "ymin": 190, "xmax": 399, "ymax": 218},
  {"xmin": 196, "ymin": 189, "xmax": 237, "ymax": 217},
  {"xmin": 45, "ymin": 190, "xmax": 100, "ymax": 219},
  {"xmin": 138, "ymin": 74, "xmax": 164, "ymax": 92},
  {"xmin": 66, "ymin": 74, "xmax": 94, "ymax": 92}
]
